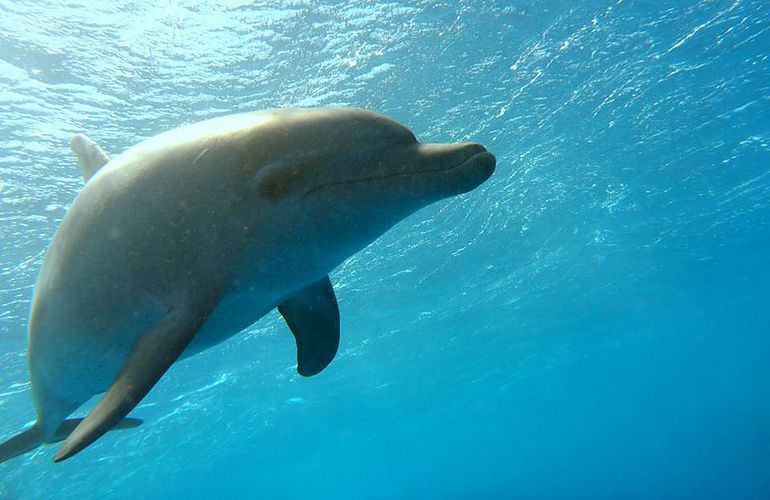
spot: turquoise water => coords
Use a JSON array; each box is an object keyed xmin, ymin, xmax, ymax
[{"xmin": 1, "ymin": 0, "xmax": 769, "ymax": 498}]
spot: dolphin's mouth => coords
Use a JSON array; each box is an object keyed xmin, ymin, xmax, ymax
[
  {"xmin": 439, "ymin": 144, "xmax": 496, "ymax": 195},
  {"xmin": 303, "ymin": 144, "xmax": 495, "ymax": 197},
  {"xmin": 449, "ymin": 146, "xmax": 496, "ymax": 178}
]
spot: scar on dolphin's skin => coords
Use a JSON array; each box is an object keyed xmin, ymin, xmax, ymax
[
  {"xmin": 191, "ymin": 147, "xmax": 210, "ymax": 165},
  {"xmin": 0, "ymin": 108, "xmax": 495, "ymax": 463}
]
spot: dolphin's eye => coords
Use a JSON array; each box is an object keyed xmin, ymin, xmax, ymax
[
  {"xmin": 253, "ymin": 159, "xmax": 322, "ymax": 199},
  {"xmin": 254, "ymin": 162, "xmax": 296, "ymax": 199},
  {"xmin": 257, "ymin": 169, "xmax": 287, "ymax": 198}
]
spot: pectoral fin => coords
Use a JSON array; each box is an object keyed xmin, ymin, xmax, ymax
[
  {"xmin": 53, "ymin": 301, "xmax": 215, "ymax": 462},
  {"xmin": 278, "ymin": 276, "xmax": 340, "ymax": 377},
  {"xmin": 51, "ymin": 417, "xmax": 143, "ymax": 443}
]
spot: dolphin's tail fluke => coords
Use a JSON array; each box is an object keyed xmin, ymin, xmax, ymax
[
  {"xmin": 0, "ymin": 417, "xmax": 143, "ymax": 464},
  {"xmin": 0, "ymin": 423, "xmax": 45, "ymax": 464}
]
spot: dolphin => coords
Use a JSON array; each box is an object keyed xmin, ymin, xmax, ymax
[{"xmin": 0, "ymin": 108, "xmax": 495, "ymax": 463}]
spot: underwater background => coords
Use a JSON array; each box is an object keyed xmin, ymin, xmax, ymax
[{"xmin": 1, "ymin": 0, "xmax": 769, "ymax": 498}]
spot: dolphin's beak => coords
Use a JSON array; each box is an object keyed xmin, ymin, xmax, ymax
[
  {"xmin": 452, "ymin": 143, "xmax": 496, "ymax": 175},
  {"xmin": 418, "ymin": 142, "xmax": 496, "ymax": 196}
]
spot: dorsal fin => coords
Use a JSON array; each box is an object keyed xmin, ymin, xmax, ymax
[{"xmin": 71, "ymin": 133, "xmax": 110, "ymax": 182}]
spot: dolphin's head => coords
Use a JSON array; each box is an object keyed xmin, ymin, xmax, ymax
[{"xmin": 251, "ymin": 108, "xmax": 495, "ymax": 264}]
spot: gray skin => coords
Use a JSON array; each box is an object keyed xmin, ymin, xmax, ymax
[{"xmin": 2, "ymin": 108, "xmax": 495, "ymax": 463}]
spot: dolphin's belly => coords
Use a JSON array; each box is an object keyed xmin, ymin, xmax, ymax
[
  {"xmin": 183, "ymin": 289, "xmax": 279, "ymax": 357},
  {"xmin": 30, "ymin": 286, "xmax": 277, "ymax": 401},
  {"xmin": 27, "ymin": 286, "xmax": 169, "ymax": 401}
]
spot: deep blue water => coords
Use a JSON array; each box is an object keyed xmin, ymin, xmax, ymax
[{"xmin": 1, "ymin": 0, "xmax": 769, "ymax": 498}]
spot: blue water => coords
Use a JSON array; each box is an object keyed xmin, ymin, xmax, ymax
[{"xmin": 1, "ymin": 0, "xmax": 769, "ymax": 498}]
